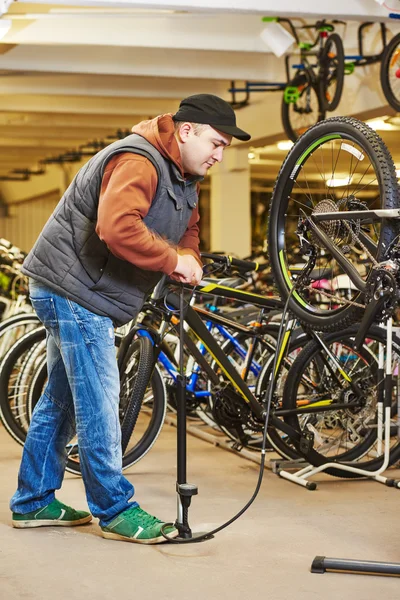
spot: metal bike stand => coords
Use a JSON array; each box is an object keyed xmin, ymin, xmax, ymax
[
  {"xmin": 310, "ymin": 556, "xmax": 400, "ymax": 577},
  {"xmin": 278, "ymin": 318, "xmax": 399, "ymax": 490},
  {"xmin": 309, "ymin": 320, "xmax": 400, "ymax": 576},
  {"xmin": 173, "ymin": 285, "xmax": 212, "ymax": 541}
]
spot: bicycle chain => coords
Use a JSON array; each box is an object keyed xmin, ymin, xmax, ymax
[{"xmin": 304, "ymin": 284, "xmax": 366, "ymax": 308}]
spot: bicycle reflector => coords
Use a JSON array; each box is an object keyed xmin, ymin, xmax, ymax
[
  {"xmin": 344, "ymin": 62, "xmax": 355, "ymax": 75},
  {"xmin": 284, "ymin": 86, "xmax": 301, "ymax": 104}
]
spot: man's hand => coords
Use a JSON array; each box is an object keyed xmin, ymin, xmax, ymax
[{"xmin": 172, "ymin": 253, "xmax": 203, "ymax": 285}]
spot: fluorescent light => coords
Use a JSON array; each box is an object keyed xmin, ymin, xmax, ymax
[
  {"xmin": 366, "ymin": 119, "xmax": 396, "ymax": 131},
  {"xmin": 277, "ymin": 140, "xmax": 294, "ymax": 151},
  {"xmin": 326, "ymin": 176, "xmax": 352, "ymax": 187}
]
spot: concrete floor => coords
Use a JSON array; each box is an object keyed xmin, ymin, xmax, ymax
[{"xmin": 1, "ymin": 422, "xmax": 400, "ymax": 600}]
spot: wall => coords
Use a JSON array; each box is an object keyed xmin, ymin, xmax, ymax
[{"xmin": 0, "ymin": 189, "xmax": 60, "ymax": 252}]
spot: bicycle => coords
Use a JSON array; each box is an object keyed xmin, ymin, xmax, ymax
[
  {"xmin": 228, "ymin": 17, "xmax": 345, "ymax": 142},
  {"xmin": 118, "ymin": 257, "xmax": 289, "ymax": 452},
  {"xmin": 114, "ymin": 254, "xmax": 400, "ymax": 485},
  {"xmin": 125, "ymin": 257, "xmax": 378, "ymax": 462},
  {"xmin": 276, "ymin": 18, "xmax": 345, "ymax": 141},
  {"xmin": 267, "ymin": 115, "xmax": 400, "ymax": 482}
]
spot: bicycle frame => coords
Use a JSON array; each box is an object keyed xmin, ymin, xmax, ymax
[
  {"xmin": 157, "ymin": 290, "xmax": 369, "ymax": 447},
  {"xmin": 273, "ymin": 208, "xmax": 400, "ymax": 485},
  {"xmin": 228, "ymin": 17, "xmax": 339, "ymax": 104},
  {"xmin": 119, "ymin": 273, "xmax": 371, "ymax": 452},
  {"xmin": 308, "ymin": 208, "xmax": 400, "ymax": 343},
  {"xmin": 138, "ymin": 311, "xmax": 274, "ymax": 401}
]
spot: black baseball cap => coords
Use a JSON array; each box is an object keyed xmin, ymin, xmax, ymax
[{"xmin": 172, "ymin": 94, "xmax": 251, "ymax": 141}]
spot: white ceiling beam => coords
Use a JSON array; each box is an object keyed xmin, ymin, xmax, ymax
[
  {"xmin": 0, "ymin": 44, "xmax": 282, "ymax": 80},
  {"xmin": 13, "ymin": 0, "xmax": 396, "ymax": 21},
  {"xmin": 5, "ymin": 11, "xmax": 399, "ymax": 51},
  {"xmin": 4, "ymin": 14, "xmax": 283, "ymax": 52}
]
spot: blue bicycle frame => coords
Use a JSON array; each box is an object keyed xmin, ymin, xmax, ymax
[{"xmin": 136, "ymin": 318, "xmax": 262, "ymax": 400}]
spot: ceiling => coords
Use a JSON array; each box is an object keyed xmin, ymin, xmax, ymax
[{"xmin": 0, "ymin": 0, "xmax": 399, "ymax": 193}]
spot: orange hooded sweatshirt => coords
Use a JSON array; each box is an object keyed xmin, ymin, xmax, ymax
[{"xmin": 96, "ymin": 114, "xmax": 201, "ymax": 275}]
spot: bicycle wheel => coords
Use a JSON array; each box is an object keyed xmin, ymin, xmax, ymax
[
  {"xmin": 319, "ymin": 33, "xmax": 345, "ymax": 112},
  {"xmin": 27, "ymin": 338, "xmax": 167, "ymax": 475},
  {"xmin": 282, "ymin": 72, "xmax": 325, "ymax": 142},
  {"xmin": 268, "ymin": 116, "xmax": 400, "ymax": 332},
  {"xmin": 380, "ymin": 32, "xmax": 400, "ymax": 113},
  {"xmin": 119, "ymin": 336, "xmax": 156, "ymax": 452},
  {"xmin": 0, "ymin": 327, "xmax": 46, "ymax": 445},
  {"xmin": 281, "ymin": 324, "xmax": 400, "ymax": 477},
  {"xmin": 0, "ymin": 312, "xmax": 40, "ymax": 360}
]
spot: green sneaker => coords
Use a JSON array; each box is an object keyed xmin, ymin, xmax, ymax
[
  {"xmin": 12, "ymin": 499, "xmax": 92, "ymax": 529},
  {"xmin": 101, "ymin": 506, "xmax": 178, "ymax": 544}
]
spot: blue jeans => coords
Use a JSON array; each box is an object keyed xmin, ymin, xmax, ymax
[{"xmin": 10, "ymin": 280, "xmax": 137, "ymax": 526}]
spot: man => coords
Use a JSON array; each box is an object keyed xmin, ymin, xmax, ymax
[{"xmin": 10, "ymin": 94, "xmax": 251, "ymax": 544}]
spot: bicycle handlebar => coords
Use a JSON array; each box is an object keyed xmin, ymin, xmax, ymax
[
  {"xmin": 200, "ymin": 252, "xmax": 266, "ymax": 274},
  {"xmin": 264, "ymin": 16, "xmax": 344, "ymax": 46}
]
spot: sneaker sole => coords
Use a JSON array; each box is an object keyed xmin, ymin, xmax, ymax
[
  {"xmin": 12, "ymin": 515, "xmax": 92, "ymax": 528},
  {"xmin": 101, "ymin": 528, "xmax": 179, "ymax": 544}
]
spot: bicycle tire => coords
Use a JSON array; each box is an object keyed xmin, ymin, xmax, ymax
[
  {"xmin": 380, "ymin": 32, "xmax": 400, "ymax": 113},
  {"xmin": 268, "ymin": 116, "xmax": 400, "ymax": 332},
  {"xmin": 0, "ymin": 326, "xmax": 46, "ymax": 445},
  {"xmin": 119, "ymin": 336, "xmax": 155, "ymax": 453},
  {"xmin": 319, "ymin": 33, "xmax": 345, "ymax": 112},
  {"xmin": 13, "ymin": 336, "xmax": 45, "ymax": 433},
  {"xmin": 282, "ymin": 72, "xmax": 325, "ymax": 142},
  {"xmin": 282, "ymin": 324, "xmax": 400, "ymax": 477},
  {"xmin": 0, "ymin": 312, "xmax": 40, "ymax": 360}
]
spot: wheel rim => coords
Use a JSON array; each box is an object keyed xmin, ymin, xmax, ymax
[
  {"xmin": 274, "ymin": 130, "xmax": 388, "ymax": 318},
  {"xmin": 284, "ymin": 334, "xmax": 400, "ymax": 463}
]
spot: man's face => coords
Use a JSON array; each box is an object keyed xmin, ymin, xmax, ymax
[{"xmin": 179, "ymin": 124, "xmax": 232, "ymax": 177}]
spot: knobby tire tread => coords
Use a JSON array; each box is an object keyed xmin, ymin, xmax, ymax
[{"xmin": 267, "ymin": 116, "xmax": 400, "ymax": 332}]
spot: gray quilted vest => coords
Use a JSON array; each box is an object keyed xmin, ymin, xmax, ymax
[{"xmin": 22, "ymin": 134, "xmax": 199, "ymax": 326}]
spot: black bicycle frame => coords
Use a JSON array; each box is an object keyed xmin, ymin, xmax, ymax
[
  {"xmin": 308, "ymin": 209, "xmax": 400, "ymax": 344},
  {"xmin": 165, "ymin": 291, "xmax": 365, "ymax": 445}
]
